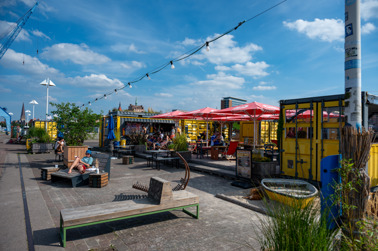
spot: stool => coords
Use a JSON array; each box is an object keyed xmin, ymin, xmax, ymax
[
  {"xmin": 122, "ymin": 155, "xmax": 134, "ymax": 165},
  {"xmin": 41, "ymin": 167, "xmax": 60, "ymax": 180},
  {"xmin": 89, "ymin": 172, "xmax": 108, "ymax": 188}
]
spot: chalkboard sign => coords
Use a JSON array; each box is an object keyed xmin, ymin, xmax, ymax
[{"xmin": 236, "ymin": 149, "xmax": 252, "ymax": 179}]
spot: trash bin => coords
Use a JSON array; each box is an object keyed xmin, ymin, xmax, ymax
[
  {"xmin": 320, "ymin": 154, "xmax": 341, "ymax": 230},
  {"xmin": 120, "ymin": 139, "xmax": 126, "ymax": 146}
]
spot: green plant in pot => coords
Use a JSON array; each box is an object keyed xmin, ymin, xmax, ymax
[
  {"xmin": 50, "ymin": 102, "xmax": 101, "ymax": 146},
  {"xmin": 27, "ymin": 127, "xmax": 52, "ymax": 143},
  {"xmin": 170, "ymin": 133, "xmax": 188, "ymax": 151}
]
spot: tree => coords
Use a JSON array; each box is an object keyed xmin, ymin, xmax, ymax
[{"xmin": 50, "ymin": 102, "xmax": 102, "ymax": 146}]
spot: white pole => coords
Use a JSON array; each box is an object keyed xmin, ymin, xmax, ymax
[
  {"xmin": 345, "ymin": 0, "xmax": 361, "ymax": 129},
  {"xmin": 45, "ymin": 78, "xmax": 49, "ymax": 131},
  {"xmin": 32, "ymin": 105, "xmax": 35, "ymax": 120}
]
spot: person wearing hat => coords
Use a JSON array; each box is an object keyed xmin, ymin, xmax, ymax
[{"xmin": 68, "ymin": 150, "xmax": 93, "ymax": 174}]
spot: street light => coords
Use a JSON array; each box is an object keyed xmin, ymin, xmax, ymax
[
  {"xmin": 40, "ymin": 78, "xmax": 55, "ymax": 130},
  {"xmin": 29, "ymin": 100, "xmax": 38, "ymax": 120},
  {"xmin": 25, "ymin": 110, "xmax": 31, "ymax": 126}
]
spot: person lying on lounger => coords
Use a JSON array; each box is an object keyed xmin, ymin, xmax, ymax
[{"xmin": 68, "ymin": 150, "xmax": 93, "ymax": 174}]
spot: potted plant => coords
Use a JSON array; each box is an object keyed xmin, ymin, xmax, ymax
[
  {"xmin": 27, "ymin": 127, "xmax": 54, "ymax": 153},
  {"xmin": 251, "ymin": 156, "xmax": 280, "ymax": 180},
  {"xmin": 170, "ymin": 134, "xmax": 191, "ymax": 161},
  {"xmin": 128, "ymin": 133, "xmax": 147, "ymax": 153},
  {"xmin": 51, "ymin": 102, "xmax": 101, "ymax": 167}
]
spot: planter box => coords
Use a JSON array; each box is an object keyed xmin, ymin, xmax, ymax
[
  {"xmin": 252, "ymin": 161, "xmax": 280, "ymax": 180},
  {"xmin": 175, "ymin": 151, "xmax": 192, "ymax": 162},
  {"xmin": 31, "ymin": 143, "xmax": 54, "ymax": 154},
  {"xmin": 63, "ymin": 145, "xmax": 88, "ymax": 167}
]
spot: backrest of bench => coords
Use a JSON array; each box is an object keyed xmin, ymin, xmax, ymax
[
  {"xmin": 148, "ymin": 177, "xmax": 173, "ymax": 204},
  {"xmin": 91, "ymin": 152, "xmax": 112, "ymax": 180}
]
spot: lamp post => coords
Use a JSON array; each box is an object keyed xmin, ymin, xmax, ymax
[
  {"xmin": 25, "ymin": 110, "xmax": 31, "ymax": 127},
  {"xmin": 40, "ymin": 78, "xmax": 56, "ymax": 131},
  {"xmin": 29, "ymin": 100, "xmax": 38, "ymax": 121}
]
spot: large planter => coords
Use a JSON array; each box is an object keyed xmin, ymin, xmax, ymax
[
  {"xmin": 175, "ymin": 151, "xmax": 192, "ymax": 162},
  {"xmin": 31, "ymin": 142, "xmax": 54, "ymax": 154},
  {"xmin": 63, "ymin": 145, "xmax": 88, "ymax": 167},
  {"xmin": 252, "ymin": 161, "xmax": 280, "ymax": 180}
]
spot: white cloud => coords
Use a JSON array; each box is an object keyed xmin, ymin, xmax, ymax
[
  {"xmin": 182, "ymin": 37, "xmax": 200, "ymax": 46},
  {"xmin": 41, "ymin": 43, "xmax": 110, "ymax": 65},
  {"xmin": 283, "ymin": 18, "xmax": 344, "ymax": 42},
  {"xmin": 68, "ymin": 74, "xmax": 124, "ymax": 90},
  {"xmin": 111, "ymin": 43, "xmax": 145, "ymax": 54},
  {"xmin": 0, "ymin": 86, "xmax": 11, "ymax": 93},
  {"xmin": 120, "ymin": 61, "xmax": 145, "ymax": 70},
  {"xmin": 216, "ymin": 61, "xmax": 269, "ymax": 78},
  {"xmin": 191, "ymin": 34, "xmax": 262, "ymax": 65},
  {"xmin": 0, "ymin": 20, "xmax": 30, "ymax": 42},
  {"xmin": 31, "ymin": 29, "xmax": 51, "ymax": 40},
  {"xmin": 253, "ymin": 85, "xmax": 277, "ymax": 91},
  {"xmin": 191, "ymin": 72, "xmax": 245, "ymax": 89},
  {"xmin": 361, "ymin": 0, "xmax": 378, "ymax": 21},
  {"xmin": 155, "ymin": 93, "xmax": 173, "ymax": 97},
  {"xmin": 362, "ymin": 22, "xmax": 376, "ymax": 34},
  {"xmin": 0, "ymin": 49, "xmax": 60, "ymax": 76}
]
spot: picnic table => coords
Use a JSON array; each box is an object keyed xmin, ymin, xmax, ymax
[
  {"xmin": 113, "ymin": 145, "xmax": 135, "ymax": 158},
  {"xmin": 146, "ymin": 150, "xmax": 179, "ymax": 170}
]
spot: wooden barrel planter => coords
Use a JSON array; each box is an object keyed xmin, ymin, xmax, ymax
[{"xmin": 63, "ymin": 145, "xmax": 88, "ymax": 167}]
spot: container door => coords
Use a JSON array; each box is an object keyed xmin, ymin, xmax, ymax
[{"xmin": 281, "ymin": 102, "xmax": 317, "ymax": 181}]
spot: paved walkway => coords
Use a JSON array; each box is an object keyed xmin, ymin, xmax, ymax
[{"xmin": 0, "ymin": 134, "xmax": 266, "ymax": 250}]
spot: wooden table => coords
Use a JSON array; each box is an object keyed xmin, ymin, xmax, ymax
[
  {"xmin": 89, "ymin": 172, "xmax": 108, "ymax": 188},
  {"xmin": 211, "ymin": 146, "xmax": 227, "ymax": 160}
]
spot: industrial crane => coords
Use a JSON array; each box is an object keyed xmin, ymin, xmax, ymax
[{"xmin": 0, "ymin": 2, "xmax": 39, "ymax": 60}]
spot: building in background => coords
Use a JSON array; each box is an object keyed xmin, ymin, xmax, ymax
[{"xmin": 220, "ymin": 97, "xmax": 247, "ymax": 109}]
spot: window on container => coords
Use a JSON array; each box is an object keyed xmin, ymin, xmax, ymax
[
  {"xmin": 323, "ymin": 107, "xmax": 345, "ymax": 123},
  {"xmin": 322, "ymin": 128, "xmax": 339, "ymax": 140}
]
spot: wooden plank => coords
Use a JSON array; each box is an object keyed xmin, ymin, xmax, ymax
[{"xmin": 61, "ymin": 190, "xmax": 199, "ymax": 227}]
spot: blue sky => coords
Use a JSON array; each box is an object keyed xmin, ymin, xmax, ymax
[{"xmin": 1, "ymin": 0, "xmax": 378, "ymax": 121}]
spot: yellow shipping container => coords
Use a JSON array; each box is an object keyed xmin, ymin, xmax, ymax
[{"xmin": 33, "ymin": 121, "xmax": 58, "ymax": 140}]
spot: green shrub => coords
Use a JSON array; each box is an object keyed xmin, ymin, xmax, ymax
[
  {"xmin": 170, "ymin": 134, "xmax": 188, "ymax": 151},
  {"xmin": 257, "ymin": 199, "xmax": 337, "ymax": 250},
  {"xmin": 27, "ymin": 127, "xmax": 51, "ymax": 143},
  {"xmin": 252, "ymin": 156, "xmax": 271, "ymax": 162}
]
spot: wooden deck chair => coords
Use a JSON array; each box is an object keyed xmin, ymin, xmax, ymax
[{"xmin": 222, "ymin": 141, "xmax": 239, "ymax": 160}]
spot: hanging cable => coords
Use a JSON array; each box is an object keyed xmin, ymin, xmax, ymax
[{"xmin": 82, "ymin": 0, "xmax": 287, "ymax": 108}]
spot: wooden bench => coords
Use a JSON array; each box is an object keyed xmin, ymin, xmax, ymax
[
  {"xmin": 60, "ymin": 177, "xmax": 199, "ymax": 247},
  {"xmin": 51, "ymin": 152, "xmax": 111, "ymax": 187}
]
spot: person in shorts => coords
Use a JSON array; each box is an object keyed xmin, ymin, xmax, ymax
[{"xmin": 68, "ymin": 150, "xmax": 93, "ymax": 174}]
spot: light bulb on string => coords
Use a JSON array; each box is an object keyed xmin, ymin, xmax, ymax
[
  {"xmin": 104, "ymin": 94, "xmax": 107, "ymax": 99},
  {"xmin": 114, "ymin": 89, "xmax": 118, "ymax": 94},
  {"xmin": 170, "ymin": 61, "xmax": 175, "ymax": 69},
  {"xmin": 95, "ymin": 98, "xmax": 98, "ymax": 102},
  {"xmin": 88, "ymin": 101, "xmax": 91, "ymax": 106},
  {"xmin": 146, "ymin": 73, "xmax": 151, "ymax": 80},
  {"xmin": 206, "ymin": 41, "xmax": 210, "ymax": 51},
  {"xmin": 128, "ymin": 82, "xmax": 132, "ymax": 88}
]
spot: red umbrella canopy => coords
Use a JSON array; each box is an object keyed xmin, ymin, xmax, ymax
[
  {"xmin": 176, "ymin": 107, "xmax": 221, "ymax": 120},
  {"xmin": 151, "ymin": 110, "xmax": 185, "ymax": 119},
  {"xmin": 219, "ymin": 101, "xmax": 279, "ymax": 117}
]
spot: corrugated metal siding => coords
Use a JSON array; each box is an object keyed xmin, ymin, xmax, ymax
[{"xmin": 368, "ymin": 143, "xmax": 378, "ymax": 187}]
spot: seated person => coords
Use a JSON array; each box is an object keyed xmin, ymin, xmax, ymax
[
  {"xmin": 68, "ymin": 150, "xmax": 93, "ymax": 174},
  {"xmin": 157, "ymin": 135, "xmax": 171, "ymax": 150},
  {"xmin": 54, "ymin": 138, "xmax": 65, "ymax": 153}
]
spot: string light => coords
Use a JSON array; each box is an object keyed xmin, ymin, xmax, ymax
[{"xmin": 81, "ymin": 0, "xmax": 287, "ymax": 108}]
